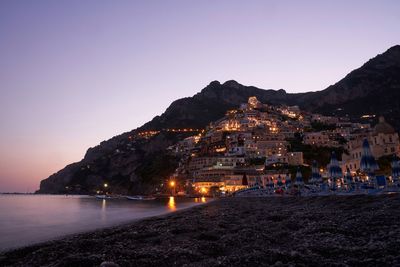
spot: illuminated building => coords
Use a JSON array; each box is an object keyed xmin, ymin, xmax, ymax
[
  {"xmin": 342, "ymin": 117, "xmax": 400, "ymax": 172},
  {"xmin": 247, "ymin": 96, "xmax": 262, "ymax": 109}
]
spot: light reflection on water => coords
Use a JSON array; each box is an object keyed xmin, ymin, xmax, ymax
[
  {"xmin": 101, "ymin": 199, "xmax": 107, "ymax": 222},
  {"xmin": 168, "ymin": 196, "xmax": 176, "ymax": 211},
  {"xmin": 0, "ymin": 194, "xmax": 208, "ymax": 251},
  {"xmin": 193, "ymin": 197, "xmax": 207, "ymax": 203}
]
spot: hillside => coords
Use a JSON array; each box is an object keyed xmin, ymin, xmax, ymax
[
  {"xmin": 140, "ymin": 80, "xmax": 295, "ymax": 131},
  {"xmin": 37, "ymin": 81, "xmax": 290, "ymax": 194},
  {"xmin": 37, "ymin": 45, "xmax": 400, "ymax": 194},
  {"xmin": 300, "ymin": 45, "xmax": 400, "ymax": 128}
]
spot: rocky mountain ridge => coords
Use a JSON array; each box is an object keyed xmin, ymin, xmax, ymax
[
  {"xmin": 37, "ymin": 45, "xmax": 400, "ymax": 194},
  {"xmin": 300, "ymin": 45, "xmax": 400, "ymax": 126}
]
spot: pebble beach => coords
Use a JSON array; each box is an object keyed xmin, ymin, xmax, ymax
[{"xmin": 1, "ymin": 194, "xmax": 400, "ymax": 267}]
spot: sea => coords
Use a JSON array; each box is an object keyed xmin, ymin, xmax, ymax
[{"xmin": 0, "ymin": 194, "xmax": 208, "ymax": 251}]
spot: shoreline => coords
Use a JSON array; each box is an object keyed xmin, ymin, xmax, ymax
[
  {"xmin": 1, "ymin": 195, "xmax": 400, "ymax": 266},
  {"xmin": 0, "ymin": 197, "xmax": 212, "ymax": 253}
]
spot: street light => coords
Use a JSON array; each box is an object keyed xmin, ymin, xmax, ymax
[
  {"xmin": 103, "ymin": 183, "xmax": 108, "ymax": 195},
  {"xmin": 169, "ymin": 180, "xmax": 176, "ymax": 196}
]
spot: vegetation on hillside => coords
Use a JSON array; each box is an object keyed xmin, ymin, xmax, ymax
[{"xmin": 287, "ymin": 132, "xmax": 348, "ymax": 167}]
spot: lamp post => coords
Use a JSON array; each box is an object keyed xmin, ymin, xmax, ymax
[
  {"xmin": 169, "ymin": 180, "xmax": 176, "ymax": 196},
  {"xmin": 103, "ymin": 183, "xmax": 108, "ymax": 195}
]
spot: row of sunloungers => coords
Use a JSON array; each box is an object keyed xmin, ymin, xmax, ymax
[{"xmin": 234, "ymin": 179, "xmax": 400, "ymax": 197}]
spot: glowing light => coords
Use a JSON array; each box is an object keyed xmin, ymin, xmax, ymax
[
  {"xmin": 103, "ymin": 183, "xmax": 108, "ymax": 188},
  {"xmin": 168, "ymin": 196, "xmax": 176, "ymax": 211},
  {"xmin": 201, "ymin": 197, "xmax": 206, "ymax": 203},
  {"xmin": 170, "ymin": 181, "xmax": 175, "ymax": 187},
  {"xmin": 200, "ymin": 187, "xmax": 208, "ymax": 194}
]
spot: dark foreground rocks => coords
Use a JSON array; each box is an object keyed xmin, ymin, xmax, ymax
[{"xmin": 1, "ymin": 195, "xmax": 400, "ymax": 267}]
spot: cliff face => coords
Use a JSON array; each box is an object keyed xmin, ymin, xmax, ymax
[
  {"xmin": 38, "ymin": 45, "xmax": 400, "ymax": 194},
  {"xmin": 38, "ymin": 132, "xmax": 182, "ymax": 194}
]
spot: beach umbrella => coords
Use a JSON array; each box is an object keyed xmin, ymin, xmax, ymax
[
  {"xmin": 328, "ymin": 151, "xmax": 343, "ymax": 189},
  {"xmin": 360, "ymin": 139, "xmax": 379, "ymax": 174},
  {"xmin": 284, "ymin": 173, "xmax": 291, "ymax": 189},
  {"xmin": 242, "ymin": 173, "xmax": 248, "ymax": 186},
  {"xmin": 344, "ymin": 167, "xmax": 353, "ymax": 185},
  {"xmin": 310, "ymin": 160, "xmax": 321, "ymax": 184},
  {"xmin": 295, "ymin": 167, "xmax": 303, "ymax": 186},
  {"xmin": 267, "ymin": 177, "xmax": 274, "ymax": 188},
  {"xmin": 255, "ymin": 176, "xmax": 262, "ymax": 187},
  {"xmin": 277, "ymin": 175, "xmax": 284, "ymax": 187},
  {"xmin": 391, "ymin": 155, "xmax": 400, "ymax": 183},
  {"xmin": 391, "ymin": 155, "xmax": 400, "ymax": 176}
]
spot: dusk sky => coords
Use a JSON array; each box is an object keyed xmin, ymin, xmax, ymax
[{"xmin": 1, "ymin": 0, "xmax": 399, "ymax": 192}]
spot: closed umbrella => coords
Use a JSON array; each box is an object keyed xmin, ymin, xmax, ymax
[
  {"xmin": 360, "ymin": 139, "xmax": 379, "ymax": 173},
  {"xmin": 242, "ymin": 173, "xmax": 248, "ymax": 186},
  {"xmin": 344, "ymin": 167, "xmax": 353, "ymax": 187},
  {"xmin": 295, "ymin": 167, "xmax": 303, "ymax": 186},
  {"xmin": 255, "ymin": 176, "xmax": 262, "ymax": 187},
  {"xmin": 267, "ymin": 177, "xmax": 274, "ymax": 188},
  {"xmin": 391, "ymin": 155, "xmax": 400, "ymax": 184},
  {"xmin": 277, "ymin": 175, "xmax": 284, "ymax": 187},
  {"xmin": 310, "ymin": 160, "xmax": 321, "ymax": 184},
  {"xmin": 285, "ymin": 173, "xmax": 291, "ymax": 189},
  {"xmin": 328, "ymin": 151, "xmax": 343, "ymax": 189}
]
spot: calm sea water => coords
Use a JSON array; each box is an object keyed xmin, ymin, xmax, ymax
[{"xmin": 0, "ymin": 194, "xmax": 208, "ymax": 251}]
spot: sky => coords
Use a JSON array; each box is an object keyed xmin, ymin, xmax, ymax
[{"xmin": 0, "ymin": 0, "xmax": 399, "ymax": 192}]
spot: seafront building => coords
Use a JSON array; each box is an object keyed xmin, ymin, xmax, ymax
[
  {"xmin": 342, "ymin": 116, "xmax": 400, "ymax": 173},
  {"xmin": 167, "ymin": 97, "xmax": 400, "ymax": 195}
]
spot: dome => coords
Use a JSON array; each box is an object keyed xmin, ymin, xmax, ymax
[{"xmin": 374, "ymin": 116, "xmax": 396, "ymax": 135}]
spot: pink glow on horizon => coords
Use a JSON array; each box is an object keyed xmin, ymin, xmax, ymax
[{"xmin": 0, "ymin": 0, "xmax": 400, "ymax": 192}]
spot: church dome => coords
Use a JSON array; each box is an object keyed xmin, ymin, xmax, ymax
[{"xmin": 374, "ymin": 116, "xmax": 396, "ymax": 135}]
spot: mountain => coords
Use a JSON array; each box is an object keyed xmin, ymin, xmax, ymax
[
  {"xmin": 37, "ymin": 45, "xmax": 400, "ymax": 194},
  {"xmin": 298, "ymin": 45, "xmax": 400, "ymax": 127},
  {"xmin": 37, "ymin": 81, "xmax": 293, "ymax": 194},
  {"xmin": 140, "ymin": 80, "xmax": 297, "ymax": 131}
]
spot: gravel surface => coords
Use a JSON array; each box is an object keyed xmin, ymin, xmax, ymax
[{"xmin": 1, "ymin": 194, "xmax": 400, "ymax": 267}]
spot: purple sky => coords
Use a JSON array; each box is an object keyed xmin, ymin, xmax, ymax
[{"xmin": 0, "ymin": 0, "xmax": 399, "ymax": 192}]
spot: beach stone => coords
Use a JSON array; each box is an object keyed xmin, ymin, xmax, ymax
[
  {"xmin": 100, "ymin": 261, "xmax": 120, "ymax": 267},
  {"xmin": 2, "ymin": 195, "xmax": 400, "ymax": 267}
]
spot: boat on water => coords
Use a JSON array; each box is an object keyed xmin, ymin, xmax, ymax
[
  {"xmin": 95, "ymin": 195, "xmax": 117, "ymax": 199},
  {"xmin": 126, "ymin": 195, "xmax": 156, "ymax": 201}
]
